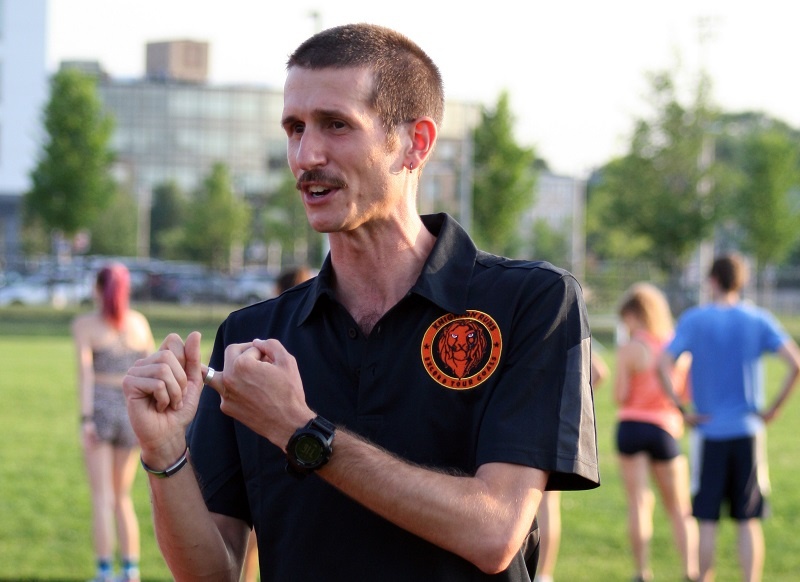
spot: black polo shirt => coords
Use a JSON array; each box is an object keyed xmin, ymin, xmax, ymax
[{"xmin": 188, "ymin": 213, "xmax": 599, "ymax": 581}]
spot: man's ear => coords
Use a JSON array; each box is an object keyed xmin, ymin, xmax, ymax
[{"xmin": 404, "ymin": 117, "xmax": 437, "ymax": 171}]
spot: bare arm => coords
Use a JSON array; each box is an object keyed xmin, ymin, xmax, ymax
[
  {"xmin": 71, "ymin": 317, "xmax": 95, "ymax": 419},
  {"xmin": 761, "ymin": 339, "xmax": 800, "ymax": 423},
  {"xmin": 591, "ymin": 351, "xmax": 609, "ymax": 388},
  {"xmin": 206, "ymin": 338, "xmax": 547, "ymax": 574},
  {"xmin": 658, "ymin": 350, "xmax": 705, "ymax": 426},
  {"xmin": 122, "ymin": 332, "xmax": 249, "ymax": 581},
  {"xmin": 320, "ymin": 433, "xmax": 546, "ymax": 574},
  {"xmin": 657, "ymin": 350, "xmax": 682, "ymax": 409},
  {"xmin": 614, "ymin": 342, "xmax": 637, "ymax": 406},
  {"xmin": 145, "ymin": 459, "xmax": 250, "ymax": 582}
]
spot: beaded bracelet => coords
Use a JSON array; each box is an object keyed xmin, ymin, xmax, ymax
[{"xmin": 140, "ymin": 447, "xmax": 189, "ymax": 478}]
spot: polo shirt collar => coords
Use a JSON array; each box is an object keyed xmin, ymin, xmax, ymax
[{"xmin": 297, "ymin": 213, "xmax": 476, "ymax": 324}]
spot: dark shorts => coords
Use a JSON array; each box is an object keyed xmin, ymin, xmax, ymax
[
  {"xmin": 616, "ymin": 420, "xmax": 681, "ymax": 461},
  {"xmin": 691, "ymin": 433, "xmax": 769, "ymax": 521},
  {"xmin": 94, "ymin": 385, "xmax": 139, "ymax": 448}
]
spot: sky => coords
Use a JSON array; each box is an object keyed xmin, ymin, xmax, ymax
[{"xmin": 47, "ymin": 0, "xmax": 800, "ymax": 177}]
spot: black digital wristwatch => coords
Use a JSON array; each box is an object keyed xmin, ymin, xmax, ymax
[{"xmin": 285, "ymin": 416, "xmax": 336, "ymax": 477}]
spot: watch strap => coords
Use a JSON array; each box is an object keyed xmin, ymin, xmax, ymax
[{"xmin": 308, "ymin": 415, "xmax": 336, "ymax": 437}]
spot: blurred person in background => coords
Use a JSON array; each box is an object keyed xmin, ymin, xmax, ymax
[
  {"xmin": 72, "ymin": 263, "xmax": 155, "ymax": 582},
  {"xmin": 241, "ymin": 264, "xmax": 314, "ymax": 582},
  {"xmin": 615, "ymin": 282, "xmax": 698, "ymax": 582},
  {"xmin": 660, "ymin": 254, "xmax": 800, "ymax": 582},
  {"xmin": 534, "ymin": 349, "xmax": 608, "ymax": 582},
  {"xmin": 276, "ymin": 265, "xmax": 313, "ymax": 295}
]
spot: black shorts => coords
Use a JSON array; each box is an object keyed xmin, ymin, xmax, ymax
[
  {"xmin": 691, "ymin": 433, "xmax": 769, "ymax": 521},
  {"xmin": 616, "ymin": 420, "xmax": 681, "ymax": 461}
]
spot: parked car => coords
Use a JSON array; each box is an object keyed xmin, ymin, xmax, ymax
[
  {"xmin": 147, "ymin": 269, "xmax": 234, "ymax": 304},
  {"xmin": 228, "ymin": 271, "xmax": 277, "ymax": 305},
  {"xmin": 0, "ymin": 271, "xmax": 93, "ymax": 308}
]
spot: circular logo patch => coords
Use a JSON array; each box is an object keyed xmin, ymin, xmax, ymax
[{"xmin": 421, "ymin": 310, "xmax": 502, "ymax": 390}]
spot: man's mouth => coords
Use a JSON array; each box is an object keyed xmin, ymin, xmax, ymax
[
  {"xmin": 308, "ymin": 185, "xmax": 332, "ymax": 197},
  {"xmin": 297, "ymin": 170, "xmax": 347, "ymax": 197}
]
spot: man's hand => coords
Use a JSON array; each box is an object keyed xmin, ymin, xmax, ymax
[
  {"xmin": 202, "ymin": 338, "xmax": 314, "ymax": 451},
  {"xmin": 122, "ymin": 332, "xmax": 205, "ymax": 457}
]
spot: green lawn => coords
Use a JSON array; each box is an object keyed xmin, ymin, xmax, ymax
[{"xmin": 2, "ymin": 306, "xmax": 800, "ymax": 580}]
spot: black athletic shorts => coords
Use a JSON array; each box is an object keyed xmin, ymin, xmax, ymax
[
  {"xmin": 691, "ymin": 433, "xmax": 769, "ymax": 521},
  {"xmin": 616, "ymin": 420, "xmax": 681, "ymax": 461}
]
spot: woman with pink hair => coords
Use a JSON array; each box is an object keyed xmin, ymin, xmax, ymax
[{"xmin": 72, "ymin": 263, "xmax": 154, "ymax": 582}]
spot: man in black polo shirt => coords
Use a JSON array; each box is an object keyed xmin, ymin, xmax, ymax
[{"xmin": 123, "ymin": 23, "xmax": 599, "ymax": 581}]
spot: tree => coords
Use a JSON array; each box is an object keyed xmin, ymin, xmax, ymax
[
  {"xmin": 87, "ymin": 189, "xmax": 138, "ymax": 256},
  {"xmin": 261, "ymin": 170, "xmax": 324, "ymax": 267},
  {"xmin": 150, "ymin": 180, "xmax": 188, "ymax": 259},
  {"xmin": 735, "ymin": 130, "xmax": 800, "ymax": 277},
  {"xmin": 182, "ymin": 163, "xmax": 249, "ymax": 271},
  {"xmin": 471, "ymin": 92, "xmax": 537, "ymax": 256},
  {"xmin": 589, "ymin": 69, "xmax": 723, "ymax": 280},
  {"xmin": 25, "ymin": 68, "xmax": 116, "ymax": 244},
  {"xmin": 530, "ymin": 219, "xmax": 570, "ymax": 267},
  {"xmin": 713, "ymin": 113, "xmax": 800, "ymax": 276}
]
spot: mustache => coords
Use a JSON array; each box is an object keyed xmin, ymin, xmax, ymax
[{"xmin": 296, "ymin": 169, "xmax": 348, "ymax": 191}]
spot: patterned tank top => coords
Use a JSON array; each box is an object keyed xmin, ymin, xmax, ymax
[{"xmin": 93, "ymin": 342, "xmax": 148, "ymax": 375}]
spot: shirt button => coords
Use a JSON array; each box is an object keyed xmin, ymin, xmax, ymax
[{"xmin": 348, "ymin": 327, "xmax": 358, "ymax": 339}]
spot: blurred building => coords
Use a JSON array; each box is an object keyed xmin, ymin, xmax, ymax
[
  {"xmin": 520, "ymin": 171, "xmax": 586, "ymax": 279},
  {"xmin": 0, "ymin": 0, "xmax": 48, "ymax": 263},
  {"xmin": 145, "ymin": 40, "xmax": 209, "ymax": 83}
]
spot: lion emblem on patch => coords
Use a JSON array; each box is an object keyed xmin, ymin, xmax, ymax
[{"xmin": 421, "ymin": 311, "xmax": 502, "ymax": 390}]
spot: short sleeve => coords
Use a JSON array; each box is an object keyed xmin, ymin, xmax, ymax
[{"xmin": 475, "ymin": 271, "xmax": 599, "ymax": 491}]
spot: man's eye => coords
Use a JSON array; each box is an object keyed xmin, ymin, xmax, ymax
[{"xmin": 330, "ymin": 120, "xmax": 346, "ymax": 130}]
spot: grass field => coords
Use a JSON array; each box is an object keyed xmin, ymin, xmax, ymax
[{"xmin": 2, "ymin": 305, "xmax": 800, "ymax": 580}]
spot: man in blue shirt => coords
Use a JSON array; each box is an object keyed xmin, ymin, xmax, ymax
[{"xmin": 660, "ymin": 253, "xmax": 800, "ymax": 582}]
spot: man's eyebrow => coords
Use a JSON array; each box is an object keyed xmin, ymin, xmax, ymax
[{"xmin": 282, "ymin": 109, "xmax": 351, "ymax": 127}]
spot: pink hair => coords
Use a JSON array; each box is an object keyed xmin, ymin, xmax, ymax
[{"xmin": 96, "ymin": 263, "xmax": 131, "ymax": 329}]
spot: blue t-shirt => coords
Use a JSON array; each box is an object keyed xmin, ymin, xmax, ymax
[{"xmin": 667, "ymin": 301, "xmax": 787, "ymax": 439}]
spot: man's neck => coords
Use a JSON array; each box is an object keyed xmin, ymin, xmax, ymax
[
  {"xmin": 329, "ymin": 217, "xmax": 436, "ymax": 334},
  {"xmin": 712, "ymin": 290, "xmax": 740, "ymax": 306}
]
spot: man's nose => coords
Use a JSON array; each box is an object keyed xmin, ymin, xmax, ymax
[{"xmin": 292, "ymin": 127, "xmax": 327, "ymax": 170}]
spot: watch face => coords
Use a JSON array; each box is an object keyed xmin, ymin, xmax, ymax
[{"xmin": 295, "ymin": 434, "xmax": 324, "ymax": 465}]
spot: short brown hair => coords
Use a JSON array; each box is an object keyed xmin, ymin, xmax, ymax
[
  {"xmin": 709, "ymin": 253, "xmax": 748, "ymax": 292},
  {"xmin": 287, "ymin": 23, "xmax": 444, "ymax": 134}
]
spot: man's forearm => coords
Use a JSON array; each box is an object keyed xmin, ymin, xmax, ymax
[
  {"xmin": 317, "ymin": 429, "xmax": 545, "ymax": 574},
  {"xmin": 766, "ymin": 343, "xmax": 800, "ymax": 418},
  {"xmin": 146, "ymin": 454, "xmax": 246, "ymax": 582}
]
